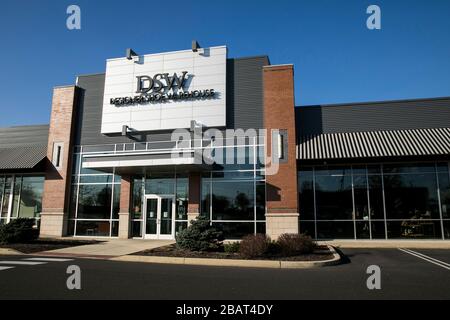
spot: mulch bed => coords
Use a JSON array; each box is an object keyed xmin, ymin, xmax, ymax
[
  {"xmin": 0, "ymin": 239, "xmax": 102, "ymax": 254},
  {"xmin": 133, "ymin": 244, "xmax": 334, "ymax": 261}
]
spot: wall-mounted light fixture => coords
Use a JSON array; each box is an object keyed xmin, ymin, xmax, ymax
[
  {"xmin": 192, "ymin": 40, "xmax": 201, "ymax": 53},
  {"xmin": 126, "ymin": 48, "xmax": 138, "ymax": 60}
]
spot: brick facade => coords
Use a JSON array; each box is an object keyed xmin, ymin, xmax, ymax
[
  {"xmin": 40, "ymin": 86, "xmax": 78, "ymax": 237},
  {"xmin": 118, "ymin": 175, "xmax": 132, "ymax": 238},
  {"xmin": 263, "ymin": 65, "xmax": 299, "ymax": 239}
]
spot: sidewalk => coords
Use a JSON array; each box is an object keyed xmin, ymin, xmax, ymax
[
  {"xmin": 38, "ymin": 239, "xmax": 174, "ymax": 258},
  {"xmin": 320, "ymin": 240, "xmax": 450, "ymax": 249}
]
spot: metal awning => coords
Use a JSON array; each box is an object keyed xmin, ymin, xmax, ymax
[
  {"xmin": 297, "ymin": 128, "xmax": 450, "ymax": 160},
  {"xmin": 0, "ymin": 145, "xmax": 47, "ymax": 170},
  {"xmin": 82, "ymin": 149, "xmax": 214, "ymax": 173}
]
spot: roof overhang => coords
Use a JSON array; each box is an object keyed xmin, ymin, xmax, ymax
[
  {"xmin": 297, "ymin": 128, "xmax": 450, "ymax": 161},
  {"xmin": 0, "ymin": 145, "xmax": 47, "ymax": 171},
  {"xmin": 82, "ymin": 149, "xmax": 214, "ymax": 174}
]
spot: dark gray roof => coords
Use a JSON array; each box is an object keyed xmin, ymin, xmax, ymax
[
  {"xmin": 297, "ymin": 128, "xmax": 450, "ymax": 160},
  {"xmin": 0, "ymin": 145, "xmax": 47, "ymax": 170},
  {"xmin": 0, "ymin": 125, "xmax": 49, "ymax": 149}
]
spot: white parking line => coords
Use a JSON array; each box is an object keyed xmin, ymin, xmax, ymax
[
  {"xmin": 0, "ymin": 261, "xmax": 47, "ymax": 265},
  {"xmin": 23, "ymin": 258, "xmax": 74, "ymax": 262},
  {"xmin": 0, "ymin": 266, "xmax": 14, "ymax": 271},
  {"xmin": 398, "ymin": 248, "xmax": 450, "ymax": 270}
]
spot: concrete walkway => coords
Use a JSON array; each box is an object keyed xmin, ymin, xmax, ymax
[
  {"xmin": 39, "ymin": 239, "xmax": 174, "ymax": 257},
  {"xmin": 320, "ymin": 239, "xmax": 450, "ymax": 249}
]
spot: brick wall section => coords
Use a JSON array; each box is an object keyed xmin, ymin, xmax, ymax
[
  {"xmin": 40, "ymin": 86, "xmax": 78, "ymax": 237},
  {"xmin": 263, "ymin": 65, "xmax": 299, "ymax": 238},
  {"xmin": 119, "ymin": 176, "xmax": 131, "ymax": 213},
  {"xmin": 118, "ymin": 175, "xmax": 131, "ymax": 238},
  {"xmin": 263, "ymin": 65, "xmax": 298, "ymax": 213}
]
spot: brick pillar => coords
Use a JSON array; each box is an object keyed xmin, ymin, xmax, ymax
[
  {"xmin": 188, "ymin": 172, "xmax": 201, "ymax": 225},
  {"xmin": 118, "ymin": 175, "xmax": 131, "ymax": 239},
  {"xmin": 263, "ymin": 65, "xmax": 299, "ymax": 239},
  {"xmin": 40, "ymin": 86, "xmax": 79, "ymax": 238}
]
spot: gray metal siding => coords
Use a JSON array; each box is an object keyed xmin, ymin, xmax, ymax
[
  {"xmin": 0, "ymin": 125, "xmax": 49, "ymax": 149},
  {"xmin": 75, "ymin": 56, "xmax": 269, "ymax": 146},
  {"xmin": 227, "ymin": 56, "xmax": 269, "ymax": 130},
  {"xmin": 296, "ymin": 98, "xmax": 450, "ymax": 136}
]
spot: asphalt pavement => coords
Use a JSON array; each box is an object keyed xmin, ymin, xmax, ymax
[{"xmin": 0, "ymin": 248, "xmax": 448, "ymax": 299}]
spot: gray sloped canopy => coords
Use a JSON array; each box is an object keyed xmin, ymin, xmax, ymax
[
  {"xmin": 0, "ymin": 145, "xmax": 47, "ymax": 170},
  {"xmin": 297, "ymin": 128, "xmax": 450, "ymax": 160}
]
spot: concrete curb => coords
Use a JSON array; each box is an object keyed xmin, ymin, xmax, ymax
[
  {"xmin": 110, "ymin": 245, "xmax": 341, "ymax": 269},
  {"xmin": 0, "ymin": 248, "xmax": 24, "ymax": 255}
]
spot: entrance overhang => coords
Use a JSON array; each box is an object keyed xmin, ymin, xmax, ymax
[{"xmin": 81, "ymin": 149, "xmax": 214, "ymax": 174}]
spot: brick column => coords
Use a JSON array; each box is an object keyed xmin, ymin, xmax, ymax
[
  {"xmin": 118, "ymin": 175, "xmax": 131, "ymax": 239},
  {"xmin": 187, "ymin": 172, "xmax": 201, "ymax": 225},
  {"xmin": 263, "ymin": 65, "xmax": 299, "ymax": 239},
  {"xmin": 40, "ymin": 86, "xmax": 79, "ymax": 238}
]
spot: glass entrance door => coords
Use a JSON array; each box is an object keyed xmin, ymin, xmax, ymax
[{"xmin": 144, "ymin": 195, "xmax": 175, "ymax": 239}]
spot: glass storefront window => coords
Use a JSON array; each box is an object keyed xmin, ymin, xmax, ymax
[
  {"xmin": 299, "ymin": 162, "xmax": 450, "ymax": 240},
  {"xmin": 387, "ymin": 220, "xmax": 442, "ymax": 239},
  {"xmin": 18, "ymin": 176, "xmax": 44, "ymax": 218},
  {"xmin": 0, "ymin": 175, "xmax": 44, "ymax": 224},
  {"xmin": 211, "ymin": 181, "xmax": 255, "ymax": 221},
  {"xmin": 368, "ymin": 175, "xmax": 384, "ymax": 220},
  {"xmin": 353, "ymin": 174, "xmax": 369, "ymax": 220},
  {"xmin": 383, "ymin": 172, "xmax": 440, "ymax": 220},
  {"xmin": 175, "ymin": 178, "xmax": 188, "ymax": 221},
  {"xmin": 75, "ymin": 221, "xmax": 111, "ymax": 237},
  {"xmin": 145, "ymin": 173, "xmax": 175, "ymax": 194},
  {"xmin": 131, "ymin": 178, "xmax": 143, "ymax": 219},
  {"xmin": 77, "ymin": 184, "xmax": 112, "ymax": 219},
  {"xmin": 316, "ymin": 221, "xmax": 355, "ymax": 239},
  {"xmin": 298, "ymin": 170, "xmax": 314, "ymax": 221},
  {"xmin": 315, "ymin": 172, "xmax": 352, "ymax": 220},
  {"xmin": 438, "ymin": 171, "xmax": 450, "ymax": 220}
]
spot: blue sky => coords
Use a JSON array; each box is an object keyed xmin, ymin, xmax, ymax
[{"xmin": 0, "ymin": 0, "xmax": 449, "ymax": 126}]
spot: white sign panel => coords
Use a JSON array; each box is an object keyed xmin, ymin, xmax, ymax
[{"xmin": 101, "ymin": 46, "xmax": 227, "ymax": 133}]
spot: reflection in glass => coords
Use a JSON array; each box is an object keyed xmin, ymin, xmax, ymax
[
  {"xmin": 315, "ymin": 173, "xmax": 352, "ymax": 220},
  {"xmin": 76, "ymin": 221, "xmax": 110, "ymax": 236},
  {"xmin": 160, "ymin": 198, "xmax": 173, "ymax": 235},
  {"xmin": 18, "ymin": 176, "xmax": 44, "ymax": 218},
  {"xmin": 77, "ymin": 184, "xmax": 112, "ymax": 219},
  {"xmin": 131, "ymin": 178, "xmax": 143, "ymax": 219},
  {"xmin": 145, "ymin": 198, "xmax": 157, "ymax": 235},
  {"xmin": 387, "ymin": 220, "xmax": 442, "ymax": 239},
  {"xmin": 211, "ymin": 181, "xmax": 254, "ymax": 220},
  {"xmin": 298, "ymin": 170, "xmax": 314, "ymax": 220},
  {"xmin": 316, "ymin": 221, "xmax": 355, "ymax": 239},
  {"xmin": 383, "ymin": 172, "xmax": 439, "ymax": 220}
]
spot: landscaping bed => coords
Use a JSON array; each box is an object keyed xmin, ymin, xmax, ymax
[
  {"xmin": 133, "ymin": 243, "xmax": 334, "ymax": 261},
  {"xmin": 0, "ymin": 239, "xmax": 101, "ymax": 254}
]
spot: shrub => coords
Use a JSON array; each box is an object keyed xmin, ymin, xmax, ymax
[
  {"xmin": 239, "ymin": 233, "xmax": 270, "ymax": 258},
  {"xmin": 267, "ymin": 240, "xmax": 281, "ymax": 255},
  {"xmin": 176, "ymin": 216, "xmax": 224, "ymax": 251},
  {"xmin": 224, "ymin": 242, "xmax": 240, "ymax": 253},
  {"xmin": 0, "ymin": 218, "xmax": 39, "ymax": 244},
  {"xmin": 277, "ymin": 233, "xmax": 316, "ymax": 256}
]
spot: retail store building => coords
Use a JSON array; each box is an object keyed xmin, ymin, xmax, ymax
[{"xmin": 0, "ymin": 44, "xmax": 449, "ymax": 240}]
